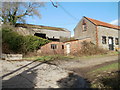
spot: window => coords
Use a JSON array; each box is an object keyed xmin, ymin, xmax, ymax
[
  {"xmin": 102, "ymin": 36, "xmax": 106, "ymax": 44},
  {"xmin": 115, "ymin": 38, "xmax": 119, "ymax": 45},
  {"xmin": 62, "ymin": 45, "xmax": 64, "ymax": 49},
  {"xmin": 51, "ymin": 44, "xmax": 57, "ymax": 49},
  {"xmin": 82, "ymin": 20, "xmax": 87, "ymax": 31}
]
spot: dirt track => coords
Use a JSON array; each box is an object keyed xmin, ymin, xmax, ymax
[
  {"xmin": 52, "ymin": 55, "xmax": 118, "ymax": 69},
  {"xmin": 51, "ymin": 55, "xmax": 118, "ymax": 77}
]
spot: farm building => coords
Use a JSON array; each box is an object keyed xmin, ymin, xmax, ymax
[
  {"xmin": 74, "ymin": 16, "xmax": 120, "ymax": 51},
  {"xmin": 15, "ymin": 23, "xmax": 71, "ymax": 41},
  {"xmin": 37, "ymin": 38, "xmax": 91, "ymax": 55}
]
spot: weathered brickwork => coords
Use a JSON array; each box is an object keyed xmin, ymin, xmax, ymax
[
  {"xmin": 38, "ymin": 42, "xmax": 64, "ymax": 55},
  {"xmin": 38, "ymin": 38, "xmax": 91, "ymax": 55},
  {"xmin": 64, "ymin": 38, "xmax": 91, "ymax": 54}
]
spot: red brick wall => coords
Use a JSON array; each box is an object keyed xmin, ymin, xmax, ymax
[
  {"xmin": 64, "ymin": 38, "xmax": 91, "ymax": 54},
  {"xmin": 39, "ymin": 42, "xmax": 64, "ymax": 55},
  {"xmin": 37, "ymin": 38, "xmax": 91, "ymax": 55}
]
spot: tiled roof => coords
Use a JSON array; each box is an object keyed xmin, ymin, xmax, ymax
[
  {"xmin": 85, "ymin": 17, "xmax": 119, "ymax": 30},
  {"xmin": 15, "ymin": 23, "xmax": 70, "ymax": 32}
]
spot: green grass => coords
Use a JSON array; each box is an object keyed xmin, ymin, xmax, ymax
[
  {"xmin": 78, "ymin": 51, "xmax": 119, "ymax": 60},
  {"xmin": 87, "ymin": 62, "xmax": 119, "ymax": 88},
  {"xmin": 91, "ymin": 63, "xmax": 119, "ymax": 73},
  {"xmin": 23, "ymin": 55, "xmax": 76, "ymax": 61}
]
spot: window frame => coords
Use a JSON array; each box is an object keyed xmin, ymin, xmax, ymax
[
  {"xmin": 51, "ymin": 44, "xmax": 57, "ymax": 49},
  {"xmin": 82, "ymin": 20, "xmax": 87, "ymax": 31},
  {"xmin": 102, "ymin": 36, "xmax": 107, "ymax": 44},
  {"xmin": 115, "ymin": 38, "xmax": 119, "ymax": 45}
]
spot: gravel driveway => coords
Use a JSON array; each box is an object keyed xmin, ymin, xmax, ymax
[
  {"xmin": 1, "ymin": 60, "xmax": 88, "ymax": 88},
  {"xmin": 1, "ymin": 55, "xmax": 118, "ymax": 88}
]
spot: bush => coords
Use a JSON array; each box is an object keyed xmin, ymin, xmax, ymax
[
  {"xmin": 2, "ymin": 28, "xmax": 24, "ymax": 53},
  {"xmin": 74, "ymin": 41, "xmax": 108, "ymax": 56},
  {"xmin": 2, "ymin": 27, "xmax": 50, "ymax": 54},
  {"xmin": 23, "ymin": 35, "xmax": 50, "ymax": 53}
]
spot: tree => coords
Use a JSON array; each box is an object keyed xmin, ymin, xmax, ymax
[{"xmin": 0, "ymin": 2, "xmax": 45, "ymax": 25}]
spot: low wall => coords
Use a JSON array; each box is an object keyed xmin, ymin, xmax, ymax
[{"xmin": 2, "ymin": 54, "xmax": 23, "ymax": 60}]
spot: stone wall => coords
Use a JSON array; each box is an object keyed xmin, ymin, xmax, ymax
[
  {"xmin": 2, "ymin": 54, "xmax": 23, "ymax": 60},
  {"xmin": 97, "ymin": 26, "xmax": 119, "ymax": 50},
  {"xmin": 74, "ymin": 17, "xmax": 96, "ymax": 44}
]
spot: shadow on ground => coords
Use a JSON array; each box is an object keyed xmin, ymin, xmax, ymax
[
  {"xmin": 96, "ymin": 71, "xmax": 120, "ymax": 89},
  {"xmin": 2, "ymin": 60, "xmax": 90, "ymax": 89},
  {"xmin": 2, "ymin": 61, "xmax": 47, "ymax": 88},
  {"xmin": 57, "ymin": 72, "xmax": 89, "ymax": 88}
]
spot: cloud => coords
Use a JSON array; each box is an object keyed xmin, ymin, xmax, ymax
[{"xmin": 110, "ymin": 19, "xmax": 118, "ymax": 25}]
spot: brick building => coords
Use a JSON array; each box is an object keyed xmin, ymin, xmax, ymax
[
  {"xmin": 74, "ymin": 16, "xmax": 120, "ymax": 51},
  {"xmin": 38, "ymin": 38, "xmax": 91, "ymax": 55},
  {"xmin": 38, "ymin": 42, "xmax": 64, "ymax": 55}
]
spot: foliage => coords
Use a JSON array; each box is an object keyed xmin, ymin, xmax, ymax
[
  {"xmin": 2, "ymin": 27, "xmax": 50, "ymax": 54},
  {"xmin": 2, "ymin": 27, "xmax": 24, "ymax": 53},
  {"xmin": 91, "ymin": 71, "xmax": 119, "ymax": 89},
  {"xmin": 23, "ymin": 35, "xmax": 49, "ymax": 53},
  {"xmin": 74, "ymin": 41, "xmax": 108, "ymax": 56},
  {"xmin": 24, "ymin": 55, "xmax": 75, "ymax": 61},
  {"xmin": 1, "ymin": 2, "xmax": 45, "ymax": 25}
]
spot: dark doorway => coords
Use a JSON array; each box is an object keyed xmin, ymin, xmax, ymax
[
  {"xmin": 34, "ymin": 33, "xmax": 46, "ymax": 39},
  {"xmin": 108, "ymin": 37, "xmax": 114, "ymax": 50}
]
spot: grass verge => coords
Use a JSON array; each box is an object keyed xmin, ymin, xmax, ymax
[
  {"xmin": 23, "ymin": 55, "xmax": 76, "ymax": 61},
  {"xmin": 86, "ymin": 62, "xmax": 119, "ymax": 89}
]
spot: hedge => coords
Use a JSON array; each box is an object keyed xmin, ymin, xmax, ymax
[{"xmin": 2, "ymin": 27, "xmax": 50, "ymax": 54}]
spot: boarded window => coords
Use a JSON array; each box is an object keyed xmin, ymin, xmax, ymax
[
  {"xmin": 82, "ymin": 20, "xmax": 87, "ymax": 31},
  {"xmin": 102, "ymin": 36, "xmax": 106, "ymax": 44},
  {"xmin": 51, "ymin": 44, "xmax": 57, "ymax": 49},
  {"xmin": 115, "ymin": 38, "xmax": 119, "ymax": 45}
]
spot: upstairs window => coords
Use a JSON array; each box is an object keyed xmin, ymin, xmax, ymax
[
  {"xmin": 82, "ymin": 20, "xmax": 87, "ymax": 31},
  {"xmin": 102, "ymin": 36, "xmax": 106, "ymax": 44},
  {"xmin": 51, "ymin": 44, "xmax": 57, "ymax": 49},
  {"xmin": 115, "ymin": 38, "xmax": 119, "ymax": 45}
]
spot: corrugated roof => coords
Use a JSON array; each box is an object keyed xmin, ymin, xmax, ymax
[
  {"xmin": 15, "ymin": 23, "xmax": 70, "ymax": 32},
  {"xmin": 84, "ymin": 17, "xmax": 119, "ymax": 30}
]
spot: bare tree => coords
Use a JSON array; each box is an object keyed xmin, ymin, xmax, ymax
[{"xmin": 0, "ymin": 2, "xmax": 45, "ymax": 25}]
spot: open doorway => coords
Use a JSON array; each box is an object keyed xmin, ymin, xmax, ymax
[
  {"xmin": 34, "ymin": 33, "xmax": 46, "ymax": 39},
  {"xmin": 108, "ymin": 37, "xmax": 114, "ymax": 50}
]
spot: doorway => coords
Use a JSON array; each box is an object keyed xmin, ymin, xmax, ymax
[
  {"xmin": 108, "ymin": 37, "xmax": 114, "ymax": 50},
  {"xmin": 66, "ymin": 43, "xmax": 70, "ymax": 54}
]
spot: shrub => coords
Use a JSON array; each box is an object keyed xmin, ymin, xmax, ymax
[
  {"xmin": 23, "ymin": 35, "xmax": 50, "ymax": 53},
  {"xmin": 2, "ymin": 27, "xmax": 50, "ymax": 54},
  {"xmin": 74, "ymin": 41, "xmax": 108, "ymax": 56},
  {"xmin": 2, "ymin": 28, "xmax": 24, "ymax": 53}
]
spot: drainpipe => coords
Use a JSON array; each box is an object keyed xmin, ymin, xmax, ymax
[{"xmin": 96, "ymin": 26, "xmax": 98, "ymax": 46}]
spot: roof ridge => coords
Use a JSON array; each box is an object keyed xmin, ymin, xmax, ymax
[
  {"xmin": 84, "ymin": 16, "xmax": 119, "ymax": 30},
  {"xmin": 15, "ymin": 23, "xmax": 70, "ymax": 32}
]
